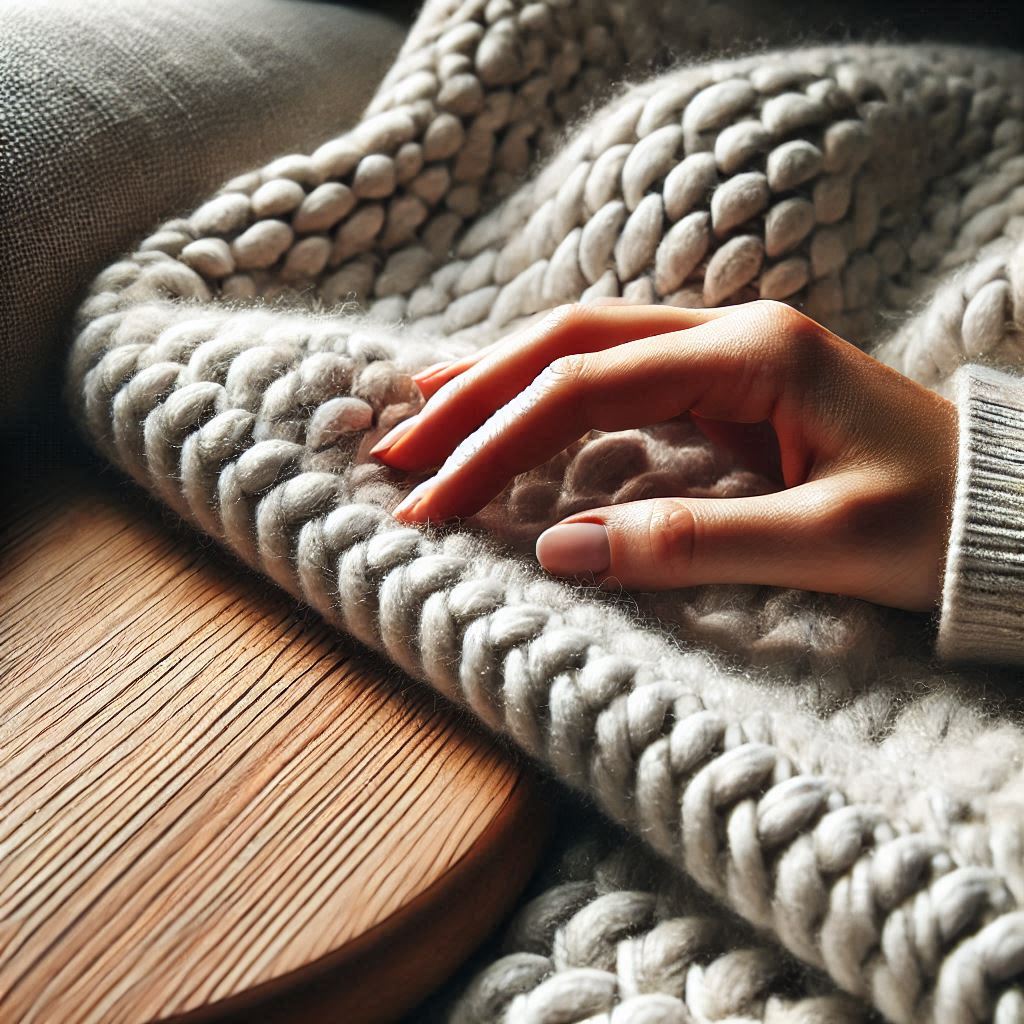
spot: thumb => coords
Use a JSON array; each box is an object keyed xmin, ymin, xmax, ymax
[{"xmin": 535, "ymin": 486, "xmax": 852, "ymax": 594}]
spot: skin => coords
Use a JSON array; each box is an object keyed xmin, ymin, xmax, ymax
[{"xmin": 370, "ymin": 299, "xmax": 960, "ymax": 613}]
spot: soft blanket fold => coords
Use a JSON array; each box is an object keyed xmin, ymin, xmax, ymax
[{"xmin": 66, "ymin": 1, "xmax": 1024, "ymax": 1020}]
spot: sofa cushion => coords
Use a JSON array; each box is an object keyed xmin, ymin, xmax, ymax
[{"xmin": 0, "ymin": 0, "xmax": 406, "ymax": 418}]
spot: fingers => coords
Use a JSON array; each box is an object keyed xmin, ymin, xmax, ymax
[
  {"xmin": 535, "ymin": 482, "xmax": 863, "ymax": 596},
  {"xmin": 380, "ymin": 296, "xmax": 958, "ymax": 614},
  {"xmin": 410, "ymin": 297, "xmax": 673, "ymax": 398},
  {"xmin": 411, "ymin": 344, "xmax": 501, "ymax": 398},
  {"xmin": 392, "ymin": 304, "xmax": 823, "ymax": 523},
  {"xmin": 373, "ymin": 303, "xmax": 731, "ymax": 468}
]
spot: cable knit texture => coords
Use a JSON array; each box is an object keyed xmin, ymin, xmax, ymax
[
  {"xmin": 65, "ymin": 2, "xmax": 1024, "ymax": 1021},
  {"xmin": 939, "ymin": 364, "xmax": 1024, "ymax": 664}
]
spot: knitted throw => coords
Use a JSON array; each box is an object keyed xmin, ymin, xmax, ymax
[{"xmin": 66, "ymin": 1, "xmax": 1024, "ymax": 1020}]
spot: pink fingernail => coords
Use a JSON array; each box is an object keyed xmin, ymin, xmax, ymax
[
  {"xmin": 370, "ymin": 415, "xmax": 419, "ymax": 457},
  {"xmin": 393, "ymin": 478, "xmax": 435, "ymax": 521},
  {"xmin": 412, "ymin": 360, "xmax": 451, "ymax": 381},
  {"xmin": 535, "ymin": 523, "xmax": 610, "ymax": 576}
]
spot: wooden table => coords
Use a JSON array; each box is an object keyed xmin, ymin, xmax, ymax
[{"xmin": 0, "ymin": 415, "xmax": 548, "ymax": 1023}]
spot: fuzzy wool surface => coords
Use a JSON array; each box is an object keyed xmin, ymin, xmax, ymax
[{"xmin": 67, "ymin": 1, "xmax": 1024, "ymax": 1021}]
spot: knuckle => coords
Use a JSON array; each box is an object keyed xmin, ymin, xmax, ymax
[
  {"xmin": 538, "ymin": 301, "xmax": 590, "ymax": 344},
  {"xmin": 649, "ymin": 502, "xmax": 699, "ymax": 574},
  {"xmin": 558, "ymin": 301, "xmax": 589, "ymax": 328},
  {"xmin": 539, "ymin": 302, "xmax": 582, "ymax": 336},
  {"xmin": 546, "ymin": 352, "xmax": 588, "ymax": 388},
  {"xmin": 753, "ymin": 300, "xmax": 822, "ymax": 363},
  {"xmin": 752, "ymin": 298, "xmax": 801, "ymax": 327}
]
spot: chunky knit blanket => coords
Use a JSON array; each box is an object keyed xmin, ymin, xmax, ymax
[{"xmin": 66, "ymin": 1, "xmax": 1024, "ymax": 1021}]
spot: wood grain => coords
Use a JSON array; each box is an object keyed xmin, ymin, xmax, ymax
[{"xmin": 0, "ymin": 422, "xmax": 548, "ymax": 1024}]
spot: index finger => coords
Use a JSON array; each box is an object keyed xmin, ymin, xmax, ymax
[{"xmin": 375, "ymin": 303, "xmax": 731, "ymax": 472}]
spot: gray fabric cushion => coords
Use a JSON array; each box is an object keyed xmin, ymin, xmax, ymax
[{"xmin": 0, "ymin": 0, "xmax": 406, "ymax": 418}]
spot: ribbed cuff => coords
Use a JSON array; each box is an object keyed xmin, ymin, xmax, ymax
[{"xmin": 937, "ymin": 363, "xmax": 1024, "ymax": 664}]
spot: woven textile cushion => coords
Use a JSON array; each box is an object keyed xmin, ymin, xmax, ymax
[
  {"xmin": 0, "ymin": 0, "xmax": 406, "ymax": 419},
  {"xmin": 59, "ymin": 0, "xmax": 1024, "ymax": 1021}
]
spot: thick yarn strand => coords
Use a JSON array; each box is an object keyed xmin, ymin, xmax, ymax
[{"xmin": 67, "ymin": 2, "xmax": 1024, "ymax": 1021}]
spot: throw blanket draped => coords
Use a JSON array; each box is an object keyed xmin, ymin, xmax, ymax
[{"xmin": 67, "ymin": 1, "xmax": 1024, "ymax": 1020}]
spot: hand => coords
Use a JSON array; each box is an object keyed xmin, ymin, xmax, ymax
[{"xmin": 370, "ymin": 300, "xmax": 959, "ymax": 612}]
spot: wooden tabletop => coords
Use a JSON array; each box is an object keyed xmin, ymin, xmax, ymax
[{"xmin": 0, "ymin": 417, "xmax": 548, "ymax": 1023}]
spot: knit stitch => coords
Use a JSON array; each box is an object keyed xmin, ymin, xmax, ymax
[{"xmin": 67, "ymin": 2, "xmax": 1024, "ymax": 1020}]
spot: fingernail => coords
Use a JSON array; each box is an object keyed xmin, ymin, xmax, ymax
[
  {"xmin": 393, "ymin": 478, "xmax": 435, "ymax": 521},
  {"xmin": 412, "ymin": 360, "xmax": 451, "ymax": 381},
  {"xmin": 536, "ymin": 523, "xmax": 610, "ymax": 576},
  {"xmin": 370, "ymin": 415, "xmax": 419, "ymax": 457}
]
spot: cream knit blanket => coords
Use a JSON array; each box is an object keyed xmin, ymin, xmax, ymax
[{"xmin": 67, "ymin": 1, "xmax": 1024, "ymax": 1020}]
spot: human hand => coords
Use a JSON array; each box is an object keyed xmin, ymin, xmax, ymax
[{"xmin": 370, "ymin": 301, "xmax": 959, "ymax": 612}]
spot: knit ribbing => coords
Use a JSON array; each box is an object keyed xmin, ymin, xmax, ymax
[{"xmin": 938, "ymin": 364, "xmax": 1024, "ymax": 662}]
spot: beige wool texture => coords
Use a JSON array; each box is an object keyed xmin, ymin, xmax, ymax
[{"xmin": 67, "ymin": 1, "xmax": 1024, "ymax": 1021}]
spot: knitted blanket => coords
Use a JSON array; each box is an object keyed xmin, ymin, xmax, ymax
[{"xmin": 66, "ymin": 1, "xmax": 1024, "ymax": 1020}]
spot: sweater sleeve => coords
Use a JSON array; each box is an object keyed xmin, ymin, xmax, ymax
[{"xmin": 936, "ymin": 362, "xmax": 1024, "ymax": 664}]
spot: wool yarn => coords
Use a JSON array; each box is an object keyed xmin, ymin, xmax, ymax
[
  {"xmin": 437, "ymin": 797, "xmax": 870, "ymax": 1024},
  {"xmin": 67, "ymin": 1, "xmax": 1024, "ymax": 1020}
]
